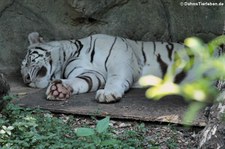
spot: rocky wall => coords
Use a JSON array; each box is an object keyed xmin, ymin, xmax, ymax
[{"xmin": 0, "ymin": 0, "xmax": 224, "ymax": 75}]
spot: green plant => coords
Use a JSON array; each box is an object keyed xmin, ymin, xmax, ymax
[
  {"xmin": 118, "ymin": 123, "xmax": 148, "ymax": 147},
  {"xmin": 0, "ymin": 101, "xmax": 154, "ymax": 148},
  {"xmin": 75, "ymin": 116, "xmax": 123, "ymax": 148},
  {"xmin": 139, "ymin": 35, "xmax": 225, "ymax": 124},
  {"xmin": 75, "ymin": 117, "xmax": 156, "ymax": 148},
  {"xmin": 0, "ymin": 102, "xmax": 81, "ymax": 148}
]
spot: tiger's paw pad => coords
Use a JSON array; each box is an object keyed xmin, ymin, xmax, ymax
[
  {"xmin": 95, "ymin": 89, "xmax": 122, "ymax": 103},
  {"xmin": 46, "ymin": 80, "xmax": 73, "ymax": 101}
]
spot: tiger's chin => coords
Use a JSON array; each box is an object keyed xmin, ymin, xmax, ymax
[{"xmin": 28, "ymin": 80, "xmax": 50, "ymax": 88}]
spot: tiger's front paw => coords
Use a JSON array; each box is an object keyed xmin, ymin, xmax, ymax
[
  {"xmin": 95, "ymin": 89, "xmax": 122, "ymax": 103},
  {"xmin": 46, "ymin": 80, "xmax": 73, "ymax": 101}
]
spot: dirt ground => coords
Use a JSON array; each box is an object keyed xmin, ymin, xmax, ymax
[{"xmin": 56, "ymin": 114, "xmax": 201, "ymax": 148}]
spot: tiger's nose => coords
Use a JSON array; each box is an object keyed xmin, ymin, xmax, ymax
[{"xmin": 24, "ymin": 74, "xmax": 31, "ymax": 84}]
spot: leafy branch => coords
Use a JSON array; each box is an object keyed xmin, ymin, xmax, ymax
[{"xmin": 139, "ymin": 35, "xmax": 225, "ymax": 124}]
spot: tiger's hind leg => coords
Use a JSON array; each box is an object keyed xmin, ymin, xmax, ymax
[
  {"xmin": 95, "ymin": 70, "xmax": 137, "ymax": 103},
  {"xmin": 95, "ymin": 49, "xmax": 140, "ymax": 103}
]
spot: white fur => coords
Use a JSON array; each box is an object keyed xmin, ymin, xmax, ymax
[{"xmin": 21, "ymin": 32, "xmax": 187, "ymax": 102}]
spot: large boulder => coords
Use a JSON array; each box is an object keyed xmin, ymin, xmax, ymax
[{"xmin": 0, "ymin": 0, "xmax": 224, "ymax": 75}]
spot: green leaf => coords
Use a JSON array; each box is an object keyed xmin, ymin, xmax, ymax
[
  {"xmin": 183, "ymin": 102, "xmax": 206, "ymax": 125},
  {"xmin": 208, "ymin": 35, "xmax": 225, "ymax": 55},
  {"xmin": 139, "ymin": 75, "xmax": 162, "ymax": 86},
  {"xmin": 84, "ymin": 143, "xmax": 96, "ymax": 149},
  {"xmin": 145, "ymin": 82, "xmax": 180, "ymax": 100},
  {"xmin": 93, "ymin": 136, "xmax": 101, "ymax": 145},
  {"xmin": 182, "ymin": 80, "xmax": 217, "ymax": 102},
  {"xmin": 101, "ymin": 139, "xmax": 120, "ymax": 146},
  {"xmin": 3, "ymin": 95, "xmax": 12, "ymax": 101},
  {"xmin": 76, "ymin": 128, "xmax": 95, "ymax": 137},
  {"xmin": 96, "ymin": 116, "xmax": 110, "ymax": 134},
  {"xmin": 184, "ymin": 37, "xmax": 207, "ymax": 57}
]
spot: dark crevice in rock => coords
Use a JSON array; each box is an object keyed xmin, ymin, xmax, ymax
[
  {"xmin": 0, "ymin": 73, "xmax": 10, "ymax": 112},
  {"xmin": 92, "ymin": 0, "xmax": 129, "ymax": 17},
  {"xmin": 70, "ymin": 0, "xmax": 129, "ymax": 25},
  {"xmin": 158, "ymin": 0, "xmax": 172, "ymax": 41},
  {"xmin": 71, "ymin": 16, "xmax": 107, "ymax": 25},
  {"xmin": 195, "ymin": 31, "xmax": 219, "ymax": 37},
  {"xmin": 0, "ymin": 73, "xmax": 10, "ymax": 97},
  {"xmin": 69, "ymin": 0, "xmax": 130, "ymax": 20},
  {"xmin": 0, "ymin": 0, "xmax": 16, "ymax": 18}
]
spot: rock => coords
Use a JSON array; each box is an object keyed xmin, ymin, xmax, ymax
[
  {"xmin": 0, "ymin": 0, "xmax": 224, "ymax": 76},
  {"xmin": 198, "ymin": 99, "xmax": 225, "ymax": 149}
]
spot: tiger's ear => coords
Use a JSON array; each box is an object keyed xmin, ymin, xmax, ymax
[{"xmin": 28, "ymin": 32, "xmax": 44, "ymax": 45}]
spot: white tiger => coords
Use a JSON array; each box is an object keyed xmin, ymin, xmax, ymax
[{"xmin": 21, "ymin": 32, "xmax": 195, "ymax": 103}]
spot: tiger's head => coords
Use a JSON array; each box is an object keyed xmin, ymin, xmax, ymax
[{"xmin": 21, "ymin": 32, "xmax": 53, "ymax": 88}]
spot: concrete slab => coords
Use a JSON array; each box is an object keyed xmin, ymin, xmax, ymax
[{"xmin": 12, "ymin": 88, "xmax": 207, "ymax": 126}]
